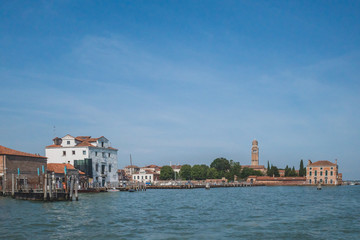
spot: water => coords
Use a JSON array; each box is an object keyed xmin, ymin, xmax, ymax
[{"xmin": 1, "ymin": 186, "xmax": 359, "ymax": 240}]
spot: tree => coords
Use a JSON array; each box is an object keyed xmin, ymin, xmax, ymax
[
  {"xmin": 207, "ymin": 168, "xmax": 218, "ymax": 179},
  {"xmin": 160, "ymin": 166, "xmax": 174, "ymax": 180},
  {"xmin": 180, "ymin": 164, "xmax": 192, "ymax": 180},
  {"xmin": 267, "ymin": 165, "xmax": 280, "ymax": 177},
  {"xmin": 285, "ymin": 165, "xmax": 291, "ymax": 177},
  {"xmin": 228, "ymin": 161, "xmax": 242, "ymax": 181},
  {"xmin": 299, "ymin": 159, "xmax": 305, "ymax": 177},
  {"xmin": 210, "ymin": 158, "xmax": 231, "ymax": 172},
  {"xmin": 191, "ymin": 165, "xmax": 204, "ymax": 180},
  {"xmin": 240, "ymin": 167, "xmax": 263, "ymax": 179},
  {"xmin": 267, "ymin": 161, "xmax": 270, "ymax": 176}
]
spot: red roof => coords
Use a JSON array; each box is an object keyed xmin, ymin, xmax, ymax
[
  {"xmin": 47, "ymin": 163, "xmax": 76, "ymax": 174},
  {"xmin": 308, "ymin": 160, "xmax": 336, "ymax": 167},
  {"xmin": 46, "ymin": 135, "xmax": 118, "ymax": 150},
  {"xmin": 0, "ymin": 145, "xmax": 47, "ymax": 159},
  {"xmin": 124, "ymin": 165, "xmax": 139, "ymax": 168},
  {"xmin": 145, "ymin": 165, "xmax": 159, "ymax": 168}
]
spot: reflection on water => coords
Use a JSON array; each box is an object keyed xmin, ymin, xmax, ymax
[{"xmin": 0, "ymin": 186, "xmax": 359, "ymax": 239}]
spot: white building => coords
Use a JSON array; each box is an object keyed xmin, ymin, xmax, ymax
[
  {"xmin": 132, "ymin": 169, "xmax": 159, "ymax": 183},
  {"xmin": 45, "ymin": 134, "xmax": 118, "ymax": 187}
]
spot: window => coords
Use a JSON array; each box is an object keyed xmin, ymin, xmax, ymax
[
  {"xmin": 331, "ymin": 171, "xmax": 333, "ymax": 176},
  {"xmin": 96, "ymin": 163, "xmax": 99, "ymax": 172},
  {"xmin": 320, "ymin": 179, "xmax": 323, "ymax": 183},
  {"xmin": 67, "ymin": 141, "xmax": 70, "ymax": 145},
  {"xmin": 141, "ymin": 176, "xmax": 143, "ymax": 179},
  {"xmin": 102, "ymin": 152, "xmax": 105, "ymax": 157},
  {"xmin": 309, "ymin": 179, "xmax": 311, "ymax": 184},
  {"xmin": 331, "ymin": 167, "xmax": 333, "ymax": 170},
  {"xmin": 149, "ymin": 176, "xmax": 151, "ymax": 179},
  {"xmin": 145, "ymin": 176, "xmax": 147, "ymax": 179},
  {"xmin": 320, "ymin": 171, "xmax": 323, "ymax": 176},
  {"xmin": 108, "ymin": 153, "xmax": 111, "ymax": 157},
  {"xmin": 315, "ymin": 170, "xmax": 317, "ymax": 176},
  {"xmin": 62, "ymin": 151, "xmax": 66, "ymax": 156},
  {"xmin": 109, "ymin": 164, "xmax": 112, "ymax": 173},
  {"xmin": 309, "ymin": 171, "xmax": 312, "ymax": 176},
  {"xmin": 325, "ymin": 170, "xmax": 328, "ymax": 176},
  {"xmin": 101, "ymin": 142, "xmax": 104, "ymax": 147},
  {"xmin": 314, "ymin": 179, "xmax": 317, "ymax": 184},
  {"xmin": 133, "ymin": 176, "xmax": 136, "ymax": 179},
  {"xmin": 325, "ymin": 179, "xmax": 328, "ymax": 184},
  {"xmin": 320, "ymin": 167, "xmax": 323, "ymax": 170},
  {"xmin": 330, "ymin": 179, "xmax": 333, "ymax": 184},
  {"xmin": 83, "ymin": 150, "xmax": 86, "ymax": 155},
  {"xmin": 72, "ymin": 150, "xmax": 75, "ymax": 155},
  {"xmin": 95, "ymin": 152, "xmax": 98, "ymax": 156},
  {"xmin": 137, "ymin": 176, "xmax": 139, "ymax": 179},
  {"xmin": 310, "ymin": 167, "xmax": 312, "ymax": 170},
  {"xmin": 101, "ymin": 165, "xmax": 105, "ymax": 174}
]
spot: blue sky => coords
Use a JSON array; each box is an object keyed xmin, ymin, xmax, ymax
[{"xmin": 1, "ymin": 1, "xmax": 359, "ymax": 179}]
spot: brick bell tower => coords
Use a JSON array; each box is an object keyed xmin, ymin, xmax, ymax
[{"xmin": 251, "ymin": 139, "xmax": 259, "ymax": 166}]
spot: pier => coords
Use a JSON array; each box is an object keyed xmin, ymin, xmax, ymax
[{"xmin": 1, "ymin": 172, "xmax": 80, "ymax": 201}]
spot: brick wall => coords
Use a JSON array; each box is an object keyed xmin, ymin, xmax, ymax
[{"xmin": 2, "ymin": 155, "xmax": 47, "ymax": 191}]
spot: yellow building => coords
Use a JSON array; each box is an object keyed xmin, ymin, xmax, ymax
[{"xmin": 306, "ymin": 160, "xmax": 342, "ymax": 185}]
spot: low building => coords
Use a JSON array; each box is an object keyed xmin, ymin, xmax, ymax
[
  {"xmin": 247, "ymin": 176, "xmax": 306, "ymax": 185},
  {"xmin": 171, "ymin": 165, "xmax": 181, "ymax": 174},
  {"xmin": 124, "ymin": 165, "xmax": 140, "ymax": 177},
  {"xmin": 132, "ymin": 169, "xmax": 159, "ymax": 183},
  {"xmin": 0, "ymin": 145, "xmax": 47, "ymax": 193},
  {"xmin": 117, "ymin": 169, "xmax": 129, "ymax": 186},
  {"xmin": 47, "ymin": 163, "xmax": 87, "ymax": 189},
  {"xmin": 45, "ymin": 134, "xmax": 118, "ymax": 187},
  {"xmin": 306, "ymin": 160, "xmax": 341, "ymax": 185}
]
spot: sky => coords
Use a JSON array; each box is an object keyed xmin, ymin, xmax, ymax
[{"xmin": 1, "ymin": 1, "xmax": 360, "ymax": 179}]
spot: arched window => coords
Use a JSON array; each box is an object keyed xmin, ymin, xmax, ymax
[
  {"xmin": 309, "ymin": 179, "xmax": 312, "ymax": 184},
  {"xmin": 325, "ymin": 170, "xmax": 328, "ymax": 176}
]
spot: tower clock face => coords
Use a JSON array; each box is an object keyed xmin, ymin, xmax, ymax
[{"xmin": 253, "ymin": 149, "xmax": 257, "ymax": 153}]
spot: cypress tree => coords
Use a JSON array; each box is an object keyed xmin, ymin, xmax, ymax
[{"xmin": 299, "ymin": 159, "xmax": 304, "ymax": 177}]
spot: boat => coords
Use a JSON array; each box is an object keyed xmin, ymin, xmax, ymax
[
  {"xmin": 107, "ymin": 188, "xmax": 120, "ymax": 192},
  {"xmin": 205, "ymin": 183, "xmax": 210, "ymax": 190},
  {"xmin": 128, "ymin": 188, "xmax": 135, "ymax": 192},
  {"xmin": 317, "ymin": 183, "xmax": 322, "ymax": 190}
]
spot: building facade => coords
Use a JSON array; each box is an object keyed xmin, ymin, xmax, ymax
[
  {"xmin": 132, "ymin": 169, "xmax": 159, "ymax": 183},
  {"xmin": 45, "ymin": 135, "xmax": 118, "ymax": 187},
  {"xmin": 251, "ymin": 139, "xmax": 259, "ymax": 166},
  {"xmin": 1, "ymin": 145, "xmax": 47, "ymax": 193},
  {"xmin": 306, "ymin": 160, "xmax": 341, "ymax": 185}
]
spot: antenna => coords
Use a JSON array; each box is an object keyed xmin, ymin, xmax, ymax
[{"xmin": 53, "ymin": 125, "xmax": 56, "ymax": 137}]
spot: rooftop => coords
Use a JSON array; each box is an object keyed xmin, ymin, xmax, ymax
[{"xmin": 0, "ymin": 145, "xmax": 47, "ymax": 159}]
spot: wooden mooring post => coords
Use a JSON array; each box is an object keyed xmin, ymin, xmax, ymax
[
  {"xmin": 69, "ymin": 176, "xmax": 74, "ymax": 201},
  {"xmin": 75, "ymin": 177, "xmax": 79, "ymax": 201},
  {"xmin": 43, "ymin": 173, "xmax": 47, "ymax": 200},
  {"xmin": 11, "ymin": 174, "xmax": 15, "ymax": 197}
]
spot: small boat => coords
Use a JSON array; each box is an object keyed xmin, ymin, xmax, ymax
[
  {"xmin": 205, "ymin": 183, "xmax": 210, "ymax": 190},
  {"xmin": 317, "ymin": 183, "xmax": 322, "ymax": 190},
  {"xmin": 128, "ymin": 188, "xmax": 135, "ymax": 192},
  {"xmin": 107, "ymin": 188, "xmax": 120, "ymax": 192}
]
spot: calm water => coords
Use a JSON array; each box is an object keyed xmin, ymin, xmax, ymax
[{"xmin": 1, "ymin": 186, "xmax": 359, "ymax": 240}]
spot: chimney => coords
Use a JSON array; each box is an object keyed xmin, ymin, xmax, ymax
[
  {"xmin": 335, "ymin": 159, "xmax": 337, "ymax": 165},
  {"xmin": 308, "ymin": 159, "xmax": 312, "ymax": 165}
]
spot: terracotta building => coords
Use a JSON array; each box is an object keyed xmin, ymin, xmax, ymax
[
  {"xmin": 0, "ymin": 145, "xmax": 47, "ymax": 193},
  {"xmin": 306, "ymin": 160, "xmax": 342, "ymax": 185},
  {"xmin": 242, "ymin": 140, "xmax": 266, "ymax": 174}
]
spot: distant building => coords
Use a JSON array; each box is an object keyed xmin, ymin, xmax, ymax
[
  {"xmin": 45, "ymin": 134, "xmax": 118, "ymax": 187},
  {"xmin": 306, "ymin": 160, "xmax": 342, "ymax": 185},
  {"xmin": 0, "ymin": 145, "xmax": 47, "ymax": 193},
  {"xmin": 242, "ymin": 140, "xmax": 266, "ymax": 174},
  {"xmin": 171, "ymin": 165, "xmax": 181, "ymax": 174},
  {"xmin": 142, "ymin": 165, "xmax": 161, "ymax": 174},
  {"xmin": 132, "ymin": 169, "xmax": 159, "ymax": 183},
  {"xmin": 124, "ymin": 165, "xmax": 140, "ymax": 177}
]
